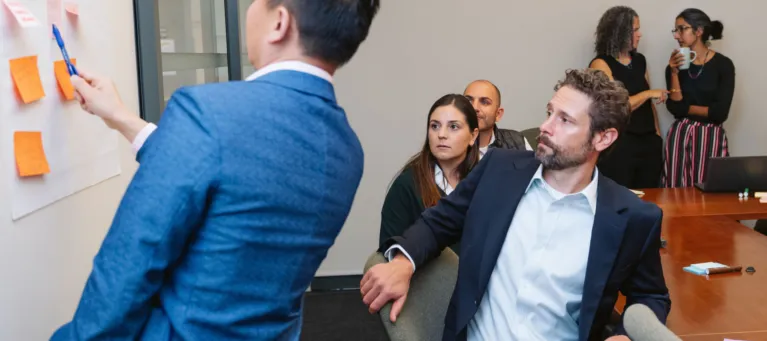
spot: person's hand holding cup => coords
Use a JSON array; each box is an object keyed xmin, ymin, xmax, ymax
[
  {"xmin": 668, "ymin": 49, "xmax": 686, "ymax": 73},
  {"xmin": 669, "ymin": 48, "xmax": 698, "ymax": 73}
]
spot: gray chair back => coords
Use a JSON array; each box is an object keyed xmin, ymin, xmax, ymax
[{"xmin": 363, "ymin": 248, "xmax": 459, "ymax": 341}]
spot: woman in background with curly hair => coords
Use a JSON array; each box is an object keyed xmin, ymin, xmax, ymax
[
  {"xmin": 663, "ymin": 8, "xmax": 735, "ymax": 188},
  {"xmin": 589, "ymin": 6, "xmax": 668, "ymax": 189}
]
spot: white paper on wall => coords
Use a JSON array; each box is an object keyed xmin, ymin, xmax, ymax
[{"xmin": 0, "ymin": 1, "xmax": 120, "ymax": 220}]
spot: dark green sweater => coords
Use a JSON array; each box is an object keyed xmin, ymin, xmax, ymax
[{"xmin": 379, "ymin": 167, "xmax": 461, "ymax": 255}]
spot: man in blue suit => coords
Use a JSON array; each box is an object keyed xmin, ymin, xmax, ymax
[
  {"xmin": 362, "ymin": 69, "xmax": 670, "ymax": 341},
  {"xmin": 52, "ymin": 1, "xmax": 379, "ymax": 340}
]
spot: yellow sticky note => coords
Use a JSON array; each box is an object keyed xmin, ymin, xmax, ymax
[
  {"xmin": 9, "ymin": 55, "xmax": 45, "ymax": 104},
  {"xmin": 54, "ymin": 58, "xmax": 76, "ymax": 100},
  {"xmin": 14, "ymin": 131, "xmax": 51, "ymax": 177}
]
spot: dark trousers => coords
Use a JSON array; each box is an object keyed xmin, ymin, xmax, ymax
[{"xmin": 598, "ymin": 132, "xmax": 663, "ymax": 189}]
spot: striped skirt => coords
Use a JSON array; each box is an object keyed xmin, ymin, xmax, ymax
[{"xmin": 662, "ymin": 118, "xmax": 729, "ymax": 188}]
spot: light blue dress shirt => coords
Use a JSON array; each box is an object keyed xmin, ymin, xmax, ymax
[
  {"xmin": 387, "ymin": 164, "xmax": 599, "ymax": 340},
  {"xmin": 467, "ymin": 165, "xmax": 598, "ymax": 340}
]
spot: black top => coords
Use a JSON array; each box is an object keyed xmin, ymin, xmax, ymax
[
  {"xmin": 665, "ymin": 52, "xmax": 735, "ymax": 125},
  {"xmin": 379, "ymin": 167, "xmax": 460, "ymax": 254},
  {"xmin": 489, "ymin": 125, "xmax": 527, "ymax": 150},
  {"xmin": 593, "ymin": 52, "xmax": 655, "ymax": 135}
]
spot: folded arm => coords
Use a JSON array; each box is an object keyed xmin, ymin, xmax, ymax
[
  {"xmin": 666, "ymin": 66, "xmax": 689, "ymax": 120},
  {"xmin": 665, "ymin": 61, "xmax": 735, "ymax": 124},
  {"xmin": 380, "ymin": 148, "xmax": 495, "ymax": 269},
  {"xmin": 698, "ymin": 60, "xmax": 736, "ymax": 124},
  {"xmin": 51, "ymin": 88, "xmax": 220, "ymax": 340}
]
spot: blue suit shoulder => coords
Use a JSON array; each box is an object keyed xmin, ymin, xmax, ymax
[
  {"xmin": 483, "ymin": 148, "xmax": 536, "ymax": 163},
  {"xmin": 175, "ymin": 80, "xmax": 258, "ymax": 102}
]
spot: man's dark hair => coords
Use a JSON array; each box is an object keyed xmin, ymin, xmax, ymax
[
  {"xmin": 268, "ymin": 0, "xmax": 380, "ymax": 66},
  {"xmin": 554, "ymin": 69, "xmax": 630, "ymax": 136},
  {"xmin": 594, "ymin": 6, "xmax": 638, "ymax": 58}
]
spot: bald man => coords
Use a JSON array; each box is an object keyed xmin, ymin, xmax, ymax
[{"xmin": 464, "ymin": 80, "xmax": 532, "ymax": 158}]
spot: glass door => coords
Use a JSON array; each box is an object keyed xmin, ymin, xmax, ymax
[{"xmin": 134, "ymin": 0, "xmax": 243, "ymax": 123}]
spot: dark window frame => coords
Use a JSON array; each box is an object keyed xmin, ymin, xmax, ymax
[{"xmin": 133, "ymin": 0, "xmax": 242, "ymax": 123}]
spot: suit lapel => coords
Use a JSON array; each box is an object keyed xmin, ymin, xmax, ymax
[
  {"xmin": 476, "ymin": 157, "xmax": 539, "ymax": 296},
  {"xmin": 579, "ymin": 175, "xmax": 629, "ymax": 341}
]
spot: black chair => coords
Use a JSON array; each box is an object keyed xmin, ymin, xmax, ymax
[{"xmin": 755, "ymin": 220, "xmax": 767, "ymax": 236}]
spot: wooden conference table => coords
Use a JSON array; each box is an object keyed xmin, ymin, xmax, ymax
[{"xmin": 617, "ymin": 188, "xmax": 767, "ymax": 341}]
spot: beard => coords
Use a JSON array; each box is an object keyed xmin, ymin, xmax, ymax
[{"xmin": 535, "ymin": 135, "xmax": 594, "ymax": 171}]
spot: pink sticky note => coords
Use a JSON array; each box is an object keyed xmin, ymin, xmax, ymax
[
  {"xmin": 63, "ymin": 1, "xmax": 78, "ymax": 16},
  {"xmin": 47, "ymin": 0, "xmax": 62, "ymax": 36},
  {"xmin": 3, "ymin": 0, "xmax": 41, "ymax": 27}
]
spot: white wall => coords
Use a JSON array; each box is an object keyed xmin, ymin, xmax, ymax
[
  {"xmin": 1, "ymin": 1, "xmax": 764, "ymax": 338},
  {"xmin": 0, "ymin": 0, "xmax": 139, "ymax": 340},
  {"xmin": 322, "ymin": 0, "xmax": 767, "ymax": 276}
]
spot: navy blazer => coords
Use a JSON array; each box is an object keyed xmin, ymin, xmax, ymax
[
  {"xmin": 51, "ymin": 71, "xmax": 364, "ymax": 340},
  {"xmin": 382, "ymin": 149, "xmax": 670, "ymax": 341}
]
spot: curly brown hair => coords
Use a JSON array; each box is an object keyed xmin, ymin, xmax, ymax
[
  {"xmin": 594, "ymin": 6, "xmax": 638, "ymax": 58},
  {"xmin": 554, "ymin": 69, "xmax": 631, "ymax": 136}
]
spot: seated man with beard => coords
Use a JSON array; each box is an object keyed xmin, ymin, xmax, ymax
[{"xmin": 361, "ymin": 69, "xmax": 670, "ymax": 341}]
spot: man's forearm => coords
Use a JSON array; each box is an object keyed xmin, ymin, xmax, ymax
[{"xmin": 111, "ymin": 109, "xmax": 150, "ymax": 143}]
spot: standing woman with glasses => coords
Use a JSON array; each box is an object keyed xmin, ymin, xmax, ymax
[
  {"xmin": 663, "ymin": 8, "xmax": 735, "ymax": 188},
  {"xmin": 590, "ymin": 6, "xmax": 668, "ymax": 189}
]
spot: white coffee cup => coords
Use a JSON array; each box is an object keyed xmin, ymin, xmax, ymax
[{"xmin": 678, "ymin": 47, "xmax": 698, "ymax": 70}]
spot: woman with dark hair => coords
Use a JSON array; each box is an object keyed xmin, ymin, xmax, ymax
[
  {"xmin": 589, "ymin": 6, "xmax": 667, "ymax": 189},
  {"xmin": 379, "ymin": 94, "xmax": 479, "ymax": 255},
  {"xmin": 663, "ymin": 8, "xmax": 735, "ymax": 188}
]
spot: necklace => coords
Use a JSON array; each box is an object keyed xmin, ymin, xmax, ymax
[
  {"xmin": 688, "ymin": 49, "xmax": 710, "ymax": 80},
  {"xmin": 616, "ymin": 56, "xmax": 632, "ymax": 69}
]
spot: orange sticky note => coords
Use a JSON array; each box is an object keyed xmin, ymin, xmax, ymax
[
  {"xmin": 9, "ymin": 55, "xmax": 45, "ymax": 104},
  {"xmin": 14, "ymin": 131, "xmax": 51, "ymax": 177},
  {"xmin": 54, "ymin": 58, "xmax": 76, "ymax": 100}
]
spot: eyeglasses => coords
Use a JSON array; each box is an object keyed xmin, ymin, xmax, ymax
[{"xmin": 671, "ymin": 26, "xmax": 692, "ymax": 34}]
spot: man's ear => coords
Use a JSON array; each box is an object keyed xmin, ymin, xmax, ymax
[
  {"xmin": 266, "ymin": 6, "xmax": 292, "ymax": 44},
  {"xmin": 594, "ymin": 128, "xmax": 619, "ymax": 152},
  {"xmin": 495, "ymin": 107, "xmax": 505, "ymax": 122}
]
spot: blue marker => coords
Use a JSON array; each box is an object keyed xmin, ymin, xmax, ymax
[{"xmin": 52, "ymin": 24, "xmax": 78, "ymax": 76}]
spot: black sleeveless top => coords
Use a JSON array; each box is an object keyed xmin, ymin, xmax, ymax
[{"xmin": 593, "ymin": 52, "xmax": 655, "ymax": 135}]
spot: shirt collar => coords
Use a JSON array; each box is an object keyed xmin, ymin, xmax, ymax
[
  {"xmin": 434, "ymin": 164, "xmax": 454, "ymax": 195},
  {"xmin": 245, "ymin": 60, "xmax": 333, "ymax": 83},
  {"xmin": 479, "ymin": 131, "xmax": 496, "ymax": 157},
  {"xmin": 525, "ymin": 165, "xmax": 599, "ymax": 214}
]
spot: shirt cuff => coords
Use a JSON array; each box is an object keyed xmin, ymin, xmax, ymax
[
  {"xmin": 524, "ymin": 137, "xmax": 533, "ymax": 151},
  {"xmin": 132, "ymin": 123, "xmax": 158, "ymax": 154},
  {"xmin": 384, "ymin": 245, "xmax": 416, "ymax": 272}
]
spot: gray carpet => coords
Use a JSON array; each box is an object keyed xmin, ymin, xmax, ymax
[{"xmin": 300, "ymin": 291, "xmax": 389, "ymax": 341}]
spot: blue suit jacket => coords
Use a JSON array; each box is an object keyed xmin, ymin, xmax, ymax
[
  {"xmin": 382, "ymin": 149, "xmax": 671, "ymax": 341},
  {"xmin": 51, "ymin": 71, "xmax": 364, "ymax": 340}
]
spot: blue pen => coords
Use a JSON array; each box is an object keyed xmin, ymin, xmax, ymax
[{"xmin": 52, "ymin": 24, "xmax": 78, "ymax": 76}]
